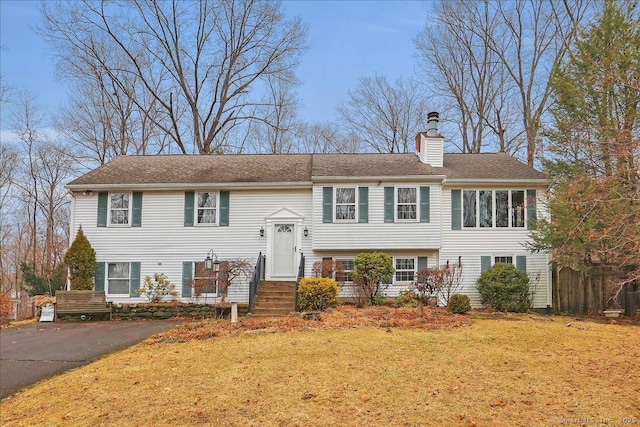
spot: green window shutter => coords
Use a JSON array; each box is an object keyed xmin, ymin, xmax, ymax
[
  {"xmin": 129, "ymin": 262, "xmax": 141, "ymax": 297},
  {"xmin": 219, "ymin": 191, "xmax": 230, "ymax": 226},
  {"xmin": 358, "ymin": 187, "xmax": 368, "ymax": 223},
  {"xmin": 132, "ymin": 192, "xmax": 143, "ymax": 227},
  {"xmin": 526, "ymin": 189, "xmax": 537, "ymax": 229},
  {"xmin": 417, "ymin": 256, "xmax": 428, "ymax": 271},
  {"xmin": 97, "ymin": 192, "xmax": 108, "ymax": 227},
  {"xmin": 420, "ymin": 186, "xmax": 430, "ymax": 223},
  {"xmin": 516, "ymin": 256, "xmax": 527, "ymax": 272},
  {"xmin": 184, "ymin": 192, "xmax": 194, "ymax": 227},
  {"xmin": 182, "ymin": 261, "xmax": 193, "ymax": 297},
  {"xmin": 323, "ymin": 187, "xmax": 333, "ymax": 223},
  {"xmin": 451, "ymin": 189, "xmax": 462, "ymax": 230},
  {"xmin": 480, "ymin": 256, "xmax": 491, "ymax": 273},
  {"xmin": 384, "ymin": 187, "xmax": 394, "ymax": 223},
  {"xmin": 95, "ymin": 262, "xmax": 105, "ymax": 291}
]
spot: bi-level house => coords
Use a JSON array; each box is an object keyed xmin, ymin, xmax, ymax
[{"xmin": 66, "ymin": 113, "xmax": 551, "ymax": 312}]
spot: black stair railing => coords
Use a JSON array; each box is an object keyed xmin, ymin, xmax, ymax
[
  {"xmin": 295, "ymin": 253, "xmax": 305, "ymax": 312},
  {"xmin": 248, "ymin": 252, "xmax": 265, "ymax": 314}
]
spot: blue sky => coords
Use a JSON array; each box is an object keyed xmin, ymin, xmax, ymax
[{"xmin": 0, "ymin": 0, "xmax": 431, "ymax": 134}]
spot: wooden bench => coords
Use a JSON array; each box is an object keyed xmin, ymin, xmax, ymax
[{"xmin": 55, "ymin": 290, "xmax": 112, "ymax": 320}]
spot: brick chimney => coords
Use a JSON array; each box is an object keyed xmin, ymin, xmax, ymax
[{"xmin": 416, "ymin": 112, "xmax": 443, "ymax": 167}]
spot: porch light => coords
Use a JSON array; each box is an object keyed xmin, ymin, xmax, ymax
[
  {"xmin": 260, "ymin": 227, "xmax": 264, "ymax": 237},
  {"xmin": 204, "ymin": 251, "xmax": 220, "ymax": 272},
  {"xmin": 304, "ymin": 226, "xmax": 309, "ymax": 237}
]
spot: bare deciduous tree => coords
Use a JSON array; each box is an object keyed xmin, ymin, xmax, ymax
[
  {"xmin": 249, "ymin": 76, "xmax": 300, "ymax": 154},
  {"xmin": 338, "ymin": 74, "xmax": 426, "ymax": 153},
  {"xmin": 415, "ymin": 0, "xmax": 590, "ymax": 163},
  {"xmin": 41, "ymin": 0, "xmax": 308, "ymax": 155},
  {"xmin": 296, "ymin": 122, "xmax": 360, "ymax": 154}
]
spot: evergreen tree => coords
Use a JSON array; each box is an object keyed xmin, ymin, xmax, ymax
[
  {"xmin": 530, "ymin": 0, "xmax": 640, "ymax": 297},
  {"xmin": 64, "ymin": 226, "xmax": 98, "ymax": 290}
]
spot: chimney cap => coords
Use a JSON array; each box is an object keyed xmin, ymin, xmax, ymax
[{"xmin": 427, "ymin": 111, "xmax": 439, "ymax": 136}]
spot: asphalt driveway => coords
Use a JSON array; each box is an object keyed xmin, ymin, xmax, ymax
[{"xmin": 0, "ymin": 319, "xmax": 182, "ymax": 398}]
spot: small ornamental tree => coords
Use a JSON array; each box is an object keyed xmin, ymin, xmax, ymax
[
  {"xmin": 63, "ymin": 226, "xmax": 97, "ymax": 290},
  {"xmin": 351, "ymin": 252, "xmax": 394, "ymax": 306},
  {"xmin": 311, "ymin": 260, "xmax": 346, "ymax": 286},
  {"xmin": 136, "ymin": 273, "xmax": 178, "ymax": 302},
  {"xmin": 412, "ymin": 268, "xmax": 439, "ymax": 318}
]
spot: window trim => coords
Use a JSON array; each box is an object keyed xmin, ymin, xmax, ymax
[
  {"xmin": 395, "ymin": 186, "xmax": 418, "ymax": 222},
  {"xmin": 195, "ymin": 191, "xmax": 219, "ymax": 226},
  {"xmin": 106, "ymin": 262, "xmax": 131, "ymax": 297},
  {"xmin": 394, "ymin": 256, "xmax": 417, "ymax": 284},
  {"xmin": 334, "ymin": 186, "xmax": 358, "ymax": 223},
  {"xmin": 458, "ymin": 189, "xmax": 534, "ymax": 229},
  {"xmin": 193, "ymin": 261, "xmax": 219, "ymax": 296},
  {"xmin": 493, "ymin": 255, "xmax": 515, "ymax": 265},
  {"xmin": 108, "ymin": 192, "xmax": 131, "ymax": 227},
  {"xmin": 333, "ymin": 257, "xmax": 355, "ymax": 283}
]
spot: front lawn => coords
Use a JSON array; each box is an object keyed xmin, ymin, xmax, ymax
[{"xmin": 1, "ymin": 307, "xmax": 638, "ymax": 426}]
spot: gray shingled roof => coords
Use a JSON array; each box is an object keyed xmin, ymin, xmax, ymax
[
  {"xmin": 441, "ymin": 153, "xmax": 547, "ymax": 180},
  {"xmin": 67, "ymin": 152, "xmax": 546, "ymax": 187}
]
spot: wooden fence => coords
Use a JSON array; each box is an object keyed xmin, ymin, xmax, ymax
[{"xmin": 553, "ymin": 266, "xmax": 639, "ymax": 315}]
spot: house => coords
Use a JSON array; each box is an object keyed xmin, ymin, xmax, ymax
[{"xmin": 65, "ymin": 113, "xmax": 550, "ymax": 311}]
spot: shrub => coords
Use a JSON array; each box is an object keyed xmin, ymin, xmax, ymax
[
  {"xmin": 136, "ymin": 273, "xmax": 178, "ymax": 303},
  {"xmin": 447, "ymin": 294, "xmax": 471, "ymax": 314},
  {"xmin": 351, "ymin": 252, "xmax": 394, "ymax": 306},
  {"xmin": 476, "ymin": 263, "xmax": 531, "ymax": 312},
  {"xmin": 395, "ymin": 288, "xmax": 417, "ymax": 307},
  {"xmin": 0, "ymin": 292, "xmax": 12, "ymax": 325},
  {"xmin": 369, "ymin": 294, "xmax": 386, "ymax": 306},
  {"xmin": 298, "ymin": 277, "xmax": 339, "ymax": 311},
  {"xmin": 64, "ymin": 226, "xmax": 97, "ymax": 290}
]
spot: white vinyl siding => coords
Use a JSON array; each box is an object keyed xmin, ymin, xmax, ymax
[
  {"xmin": 442, "ymin": 186, "xmax": 551, "ymax": 308},
  {"xmin": 312, "ymin": 183, "xmax": 442, "ymax": 251},
  {"xmin": 73, "ymin": 189, "xmax": 313, "ymax": 304}
]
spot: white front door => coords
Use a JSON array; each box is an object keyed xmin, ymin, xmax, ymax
[{"xmin": 273, "ymin": 224, "xmax": 296, "ymax": 277}]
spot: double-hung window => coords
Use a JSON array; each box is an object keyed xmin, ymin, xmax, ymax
[
  {"xmin": 335, "ymin": 187, "xmax": 356, "ymax": 221},
  {"xmin": 197, "ymin": 192, "xmax": 217, "ymax": 225},
  {"xmin": 193, "ymin": 261, "xmax": 217, "ymax": 295},
  {"xmin": 394, "ymin": 257, "xmax": 416, "ymax": 283},
  {"xmin": 397, "ymin": 187, "xmax": 417, "ymax": 221},
  {"xmin": 335, "ymin": 258, "xmax": 354, "ymax": 283},
  {"xmin": 107, "ymin": 262, "xmax": 130, "ymax": 295},
  {"xmin": 110, "ymin": 193, "xmax": 130, "ymax": 225}
]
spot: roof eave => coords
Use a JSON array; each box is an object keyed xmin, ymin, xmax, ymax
[
  {"xmin": 444, "ymin": 178, "xmax": 549, "ymax": 186},
  {"xmin": 65, "ymin": 181, "xmax": 314, "ymax": 191},
  {"xmin": 312, "ymin": 175, "xmax": 447, "ymax": 183}
]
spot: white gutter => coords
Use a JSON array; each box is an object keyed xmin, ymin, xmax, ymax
[
  {"xmin": 65, "ymin": 181, "xmax": 314, "ymax": 191},
  {"xmin": 312, "ymin": 175, "xmax": 447, "ymax": 183},
  {"xmin": 444, "ymin": 178, "xmax": 550, "ymax": 185}
]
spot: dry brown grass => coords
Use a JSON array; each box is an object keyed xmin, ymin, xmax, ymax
[{"xmin": 1, "ymin": 307, "xmax": 638, "ymax": 427}]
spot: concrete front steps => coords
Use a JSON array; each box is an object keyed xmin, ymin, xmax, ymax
[{"xmin": 249, "ymin": 280, "xmax": 297, "ymax": 317}]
